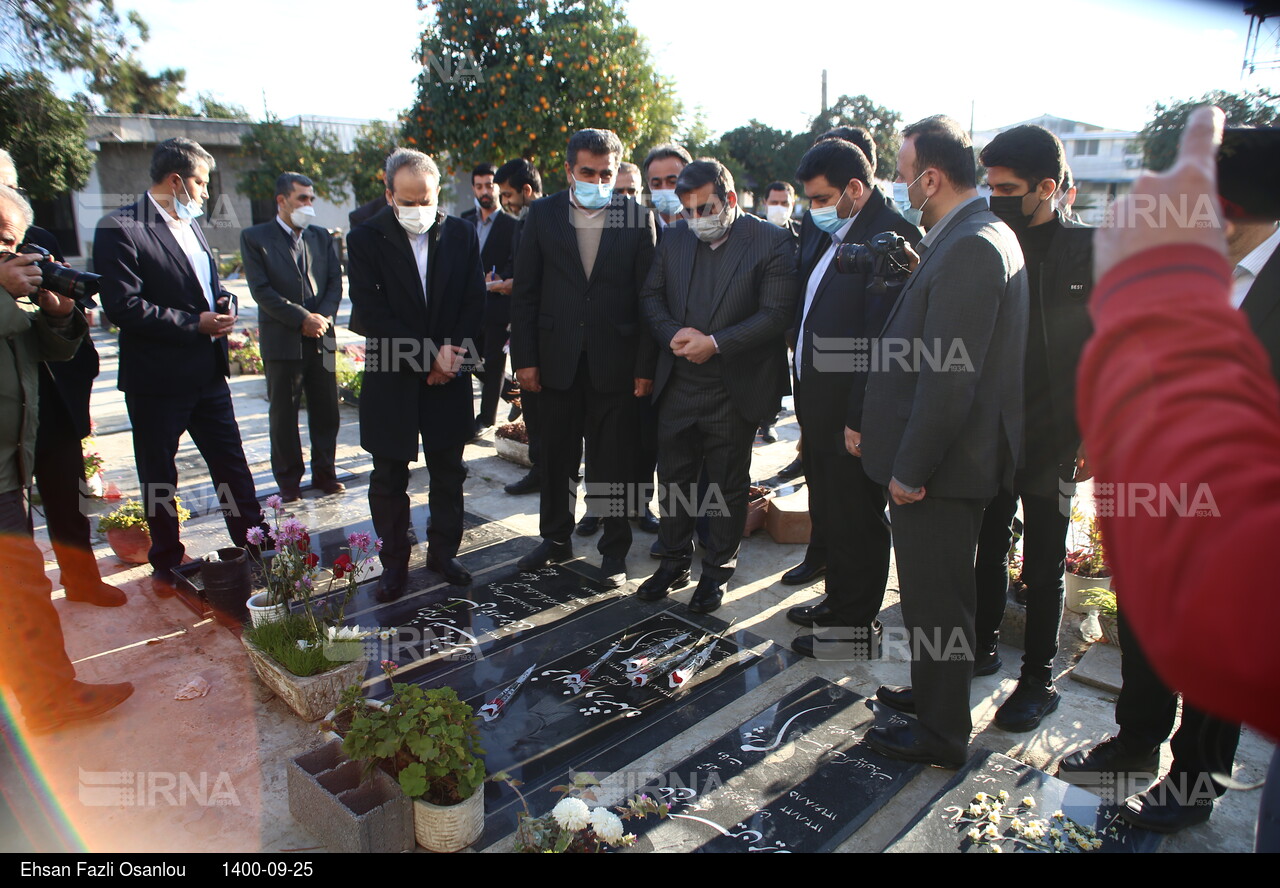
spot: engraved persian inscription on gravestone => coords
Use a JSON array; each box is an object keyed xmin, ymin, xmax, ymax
[
  {"xmin": 885, "ymin": 750, "xmax": 1164, "ymax": 854},
  {"xmin": 622, "ymin": 677, "xmax": 922, "ymax": 853}
]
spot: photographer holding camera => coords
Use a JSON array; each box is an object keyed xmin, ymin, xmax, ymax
[
  {"xmin": 784, "ymin": 137, "xmax": 922, "ymax": 660},
  {"xmin": 0, "ymin": 183, "xmax": 135, "ymax": 733},
  {"xmin": 0, "ymin": 151, "xmax": 121, "ymax": 608}
]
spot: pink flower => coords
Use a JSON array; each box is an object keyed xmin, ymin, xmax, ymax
[
  {"xmin": 265, "ymin": 494, "xmax": 284, "ymax": 513},
  {"xmin": 276, "ymin": 517, "xmax": 307, "ymax": 545},
  {"xmin": 347, "ymin": 531, "xmax": 373, "ymax": 554},
  {"xmin": 245, "ymin": 527, "xmax": 265, "ymax": 546}
]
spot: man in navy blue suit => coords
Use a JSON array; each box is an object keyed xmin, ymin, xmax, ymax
[{"xmin": 94, "ymin": 138, "xmax": 265, "ymax": 595}]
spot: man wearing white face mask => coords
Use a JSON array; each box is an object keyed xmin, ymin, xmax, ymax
[
  {"xmin": 241, "ymin": 172, "xmax": 344, "ymax": 501},
  {"xmin": 637, "ymin": 159, "xmax": 798, "ymax": 613},
  {"xmin": 347, "ymin": 149, "xmax": 485, "ymax": 600}
]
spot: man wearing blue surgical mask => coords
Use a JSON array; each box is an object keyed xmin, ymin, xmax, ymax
[
  {"xmin": 785, "ymin": 137, "xmax": 921, "ymax": 661},
  {"xmin": 509, "ymin": 129, "xmax": 658, "ymax": 588},
  {"xmin": 644, "ymin": 143, "xmax": 693, "ymax": 232}
]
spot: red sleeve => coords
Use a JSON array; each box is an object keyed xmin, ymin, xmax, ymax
[{"xmin": 1078, "ymin": 244, "xmax": 1280, "ymax": 740}]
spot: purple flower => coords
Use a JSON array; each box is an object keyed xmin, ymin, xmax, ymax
[
  {"xmin": 246, "ymin": 527, "xmax": 265, "ymax": 546},
  {"xmin": 265, "ymin": 494, "xmax": 284, "ymax": 513},
  {"xmin": 375, "ymin": 538, "xmax": 383, "ymax": 552},
  {"xmin": 276, "ymin": 517, "xmax": 307, "ymax": 545},
  {"xmin": 347, "ymin": 531, "xmax": 373, "ymax": 554}
]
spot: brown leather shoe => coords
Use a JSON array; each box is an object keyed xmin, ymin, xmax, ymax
[
  {"xmin": 317, "ymin": 480, "xmax": 346, "ymax": 496},
  {"xmin": 65, "ymin": 582, "xmax": 127, "ymax": 607},
  {"xmin": 25, "ymin": 681, "xmax": 135, "ymax": 735}
]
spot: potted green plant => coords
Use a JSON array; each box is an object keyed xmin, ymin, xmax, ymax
[
  {"xmin": 336, "ymin": 349, "xmax": 364, "ymax": 406},
  {"xmin": 82, "ymin": 437, "xmax": 105, "ymax": 497},
  {"xmin": 241, "ymin": 504, "xmax": 381, "ymax": 720},
  {"xmin": 228, "ymin": 329, "xmax": 263, "ymax": 375},
  {"xmin": 97, "ymin": 498, "xmax": 190, "ymax": 564},
  {"xmin": 1064, "ymin": 507, "xmax": 1111, "ymax": 613},
  {"xmin": 341, "ymin": 661, "xmax": 486, "ymax": 852}
]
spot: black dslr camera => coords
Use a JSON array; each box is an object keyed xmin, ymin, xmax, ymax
[
  {"xmin": 1, "ymin": 243, "xmax": 103, "ymax": 307},
  {"xmin": 833, "ymin": 231, "xmax": 912, "ymax": 293}
]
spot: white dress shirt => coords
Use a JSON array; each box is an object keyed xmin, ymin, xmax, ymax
[
  {"xmin": 1231, "ymin": 225, "xmax": 1280, "ymax": 310},
  {"xmin": 796, "ymin": 213, "xmax": 857, "ymax": 380},
  {"xmin": 147, "ymin": 191, "xmax": 213, "ymax": 310}
]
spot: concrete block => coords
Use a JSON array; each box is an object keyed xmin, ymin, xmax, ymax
[
  {"xmin": 287, "ymin": 740, "xmax": 414, "ymax": 853},
  {"xmin": 1070, "ymin": 642, "xmax": 1124, "ymax": 695},
  {"xmin": 766, "ymin": 486, "xmax": 811, "ymax": 544}
]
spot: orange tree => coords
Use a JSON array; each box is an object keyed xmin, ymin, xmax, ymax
[{"xmin": 403, "ymin": 0, "xmax": 680, "ymax": 189}]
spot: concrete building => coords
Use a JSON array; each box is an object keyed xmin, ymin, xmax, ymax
[
  {"xmin": 64, "ymin": 114, "xmax": 381, "ymax": 268},
  {"xmin": 973, "ymin": 114, "xmax": 1143, "ymax": 225}
]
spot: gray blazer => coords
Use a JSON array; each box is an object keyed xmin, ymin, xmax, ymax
[
  {"xmin": 860, "ymin": 198, "xmax": 1028, "ymax": 499},
  {"xmin": 240, "ymin": 220, "xmax": 343, "ymax": 361},
  {"xmin": 641, "ymin": 211, "xmax": 798, "ymax": 425}
]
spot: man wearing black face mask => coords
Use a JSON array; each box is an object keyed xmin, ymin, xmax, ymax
[{"xmin": 970, "ymin": 125, "xmax": 1094, "ymax": 732}]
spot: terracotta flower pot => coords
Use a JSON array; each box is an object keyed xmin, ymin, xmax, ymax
[{"xmin": 106, "ymin": 526, "xmax": 151, "ymax": 564}]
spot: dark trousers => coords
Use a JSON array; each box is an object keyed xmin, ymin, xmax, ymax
[
  {"xmin": 538, "ymin": 355, "xmax": 635, "ymax": 558},
  {"xmin": 369, "ymin": 443, "xmax": 466, "ymax": 572},
  {"xmin": 523, "ymin": 389, "xmax": 542, "ymax": 468},
  {"xmin": 804, "ymin": 444, "xmax": 889, "ymax": 626},
  {"xmin": 478, "ymin": 320, "xmax": 508, "ymax": 427},
  {"xmin": 655, "ymin": 374, "xmax": 755, "ymax": 582},
  {"xmin": 975, "ymin": 487, "xmax": 1069, "ymax": 683},
  {"xmin": 125, "ymin": 380, "xmax": 264, "ymax": 575},
  {"xmin": 634, "ymin": 394, "xmax": 659, "ymax": 510},
  {"xmin": 264, "ymin": 340, "xmax": 340, "ymax": 491},
  {"xmin": 1116, "ymin": 607, "xmax": 1241, "ymax": 798},
  {"xmin": 32, "ymin": 390, "xmax": 101, "ymax": 593},
  {"xmin": 0, "ymin": 489, "xmax": 76, "ymax": 710},
  {"xmin": 889, "ymin": 495, "xmax": 987, "ymax": 760}
]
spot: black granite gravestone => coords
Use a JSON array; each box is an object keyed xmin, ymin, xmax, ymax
[
  {"xmin": 618, "ymin": 677, "xmax": 921, "ymax": 852},
  {"xmin": 886, "ymin": 750, "xmax": 1163, "ymax": 853}
]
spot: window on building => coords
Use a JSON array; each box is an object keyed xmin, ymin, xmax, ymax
[{"xmin": 1074, "ymin": 141, "xmax": 1099, "ymax": 156}]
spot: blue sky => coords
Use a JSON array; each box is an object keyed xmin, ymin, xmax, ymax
[{"xmin": 48, "ymin": 0, "xmax": 1279, "ymax": 134}]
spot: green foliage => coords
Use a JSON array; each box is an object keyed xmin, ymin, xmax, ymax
[
  {"xmin": 195, "ymin": 92, "xmax": 249, "ymax": 120},
  {"xmin": 335, "ymin": 350, "xmax": 364, "ymax": 398},
  {"xmin": 97, "ymin": 497, "xmax": 189, "ymax": 531},
  {"xmin": 342, "ymin": 680, "xmax": 486, "ymax": 806},
  {"xmin": 1066, "ymin": 507, "xmax": 1110, "ymax": 579},
  {"xmin": 89, "ymin": 56, "xmax": 190, "ymax": 115},
  {"xmin": 228, "ymin": 330, "xmax": 262, "ymax": 374},
  {"xmin": 403, "ymin": 0, "xmax": 681, "ymax": 191},
  {"xmin": 0, "ymin": 0, "xmax": 146, "ymax": 83},
  {"xmin": 0, "ymin": 70, "xmax": 93, "ymax": 200},
  {"xmin": 1079, "ymin": 587, "xmax": 1117, "ymax": 617},
  {"xmin": 1138, "ymin": 89, "xmax": 1279, "ymax": 172},
  {"xmin": 244, "ymin": 612, "xmax": 340, "ymax": 678},
  {"xmin": 807, "ymin": 94, "xmax": 904, "ymax": 181},
  {"xmin": 349, "ymin": 121, "xmax": 400, "ymax": 205},
  {"xmin": 238, "ymin": 115, "xmax": 347, "ymax": 204},
  {"xmin": 216, "ymin": 250, "xmax": 242, "ymax": 278},
  {"xmin": 717, "ymin": 119, "xmax": 802, "ymax": 195}
]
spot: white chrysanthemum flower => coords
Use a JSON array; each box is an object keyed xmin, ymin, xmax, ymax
[
  {"xmin": 967, "ymin": 828, "xmax": 982, "ymax": 841},
  {"xmin": 1021, "ymin": 796, "xmax": 1035, "ymax": 808},
  {"xmin": 974, "ymin": 792, "xmax": 989, "ymax": 803},
  {"xmin": 590, "ymin": 808, "xmax": 625, "ymax": 844},
  {"xmin": 987, "ymin": 809, "xmax": 1001, "ymax": 823},
  {"xmin": 983, "ymin": 823, "xmax": 1001, "ymax": 839},
  {"xmin": 968, "ymin": 803, "xmax": 984, "ymax": 816},
  {"xmin": 1010, "ymin": 817, "xmax": 1024, "ymax": 833},
  {"xmin": 997, "ymin": 790, "xmax": 1009, "ymax": 801},
  {"xmin": 989, "ymin": 844, "xmax": 1002, "ymax": 853},
  {"xmin": 552, "ymin": 797, "xmax": 591, "ymax": 831}
]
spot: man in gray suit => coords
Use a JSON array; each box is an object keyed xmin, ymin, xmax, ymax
[
  {"xmin": 636, "ymin": 159, "xmax": 798, "ymax": 613},
  {"xmin": 860, "ymin": 116, "xmax": 1028, "ymax": 768},
  {"xmin": 240, "ymin": 172, "xmax": 344, "ymax": 501}
]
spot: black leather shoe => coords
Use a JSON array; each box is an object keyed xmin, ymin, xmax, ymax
[
  {"xmin": 649, "ymin": 539, "xmax": 664, "ymax": 559},
  {"xmin": 507, "ymin": 402, "xmax": 522, "ymax": 422},
  {"xmin": 777, "ymin": 457, "xmax": 804, "ymax": 481},
  {"xmin": 865, "ymin": 723, "xmax": 964, "ymax": 769},
  {"xmin": 1119, "ymin": 775, "xmax": 1215, "ymax": 833},
  {"xmin": 758, "ymin": 425, "xmax": 777, "ymax": 443},
  {"xmin": 687, "ymin": 575, "xmax": 726, "ymax": 614},
  {"xmin": 793, "ymin": 621, "xmax": 882, "ymax": 660},
  {"xmin": 575, "ymin": 516, "xmax": 601, "ymax": 536},
  {"xmin": 875, "ymin": 685, "xmax": 915, "ymax": 715},
  {"xmin": 517, "ymin": 539, "xmax": 573, "ymax": 572},
  {"xmin": 25, "ymin": 680, "xmax": 135, "ymax": 735},
  {"xmin": 975, "ymin": 649, "xmax": 1003, "ymax": 677},
  {"xmin": 1056, "ymin": 736, "xmax": 1160, "ymax": 784},
  {"xmin": 427, "ymin": 554, "xmax": 472, "ymax": 586},
  {"xmin": 785, "ymin": 603, "xmax": 859, "ymax": 628},
  {"xmin": 504, "ymin": 468, "xmax": 541, "ymax": 495},
  {"xmin": 781, "ymin": 560, "xmax": 826, "ymax": 585},
  {"xmin": 636, "ymin": 564, "xmax": 692, "ymax": 601},
  {"xmin": 65, "ymin": 581, "xmax": 127, "ymax": 607},
  {"xmin": 994, "ymin": 680, "xmax": 1060, "ymax": 732},
  {"xmin": 635, "ymin": 509, "xmax": 660, "ymax": 533},
  {"xmin": 600, "ymin": 555, "xmax": 627, "ymax": 589},
  {"xmin": 376, "ymin": 563, "xmax": 408, "ymax": 602}
]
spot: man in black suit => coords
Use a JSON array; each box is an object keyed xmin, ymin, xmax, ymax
[
  {"xmin": 787, "ymin": 138, "xmax": 922, "ymax": 659},
  {"xmin": 494, "ymin": 158, "xmax": 545, "ymax": 496},
  {"xmin": 862, "ymin": 116, "xmax": 1028, "ymax": 768},
  {"xmin": 94, "ymin": 138, "xmax": 266, "ymax": 595},
  {"xmin": 756, "ymin": 180, "xmax": 801, "ymax": 445},
  {"xmin": 1058, "ymin": 218, "xmax": 1278, "ymax": 832},
  {"xmin": 461, "ymin": 162, "xmax": 518, "ymax": 436},
  {"xmin": 637, "ymin": 160, "xmax": 798, "ymax": 613},
  {"xmin": 0, "ymin": 151, "xmax": 121, "ymax": 607},
  {"xmin": 240, "ymin": 172, "xmax": 344, "ymax": 502},
  {"xmin": 347, "ymin": 149, "xmax": 485, "ymax": 600},
  {"xmin": 509, "ymin": 129, "xmax": 658, "ymax": 586}
]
